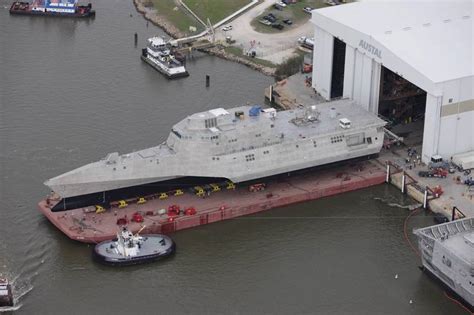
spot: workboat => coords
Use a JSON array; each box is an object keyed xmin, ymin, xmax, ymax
[
  {"xmin": 9, "ymin": 0, "xmax": 95, "ymax": 18},
  {"xmin": 141, "ymin": 37, "xmax": 189, "ymax": 79},
  {"xmin": 414, "ymin": 218, "xmax": 474, "ymax": 311},
  {"xmin": 44, "ymin": 99, "xmax": 386, "ymax": 212},
  {"xmin": 93, "ymin": 226, "xmax": 175, "ymax": 266},
  {"xmin": 0, "ymin": 278, "xmax": 13, "ymax": 307}
]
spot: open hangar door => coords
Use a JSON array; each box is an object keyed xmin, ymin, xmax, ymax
[
  {"xmin": 378, "ymin": 66, "xmax": 427, "ymax": 146},
  {"xmin": 330, "ymin": 37, "xmax": 346, "ymax": 99}
]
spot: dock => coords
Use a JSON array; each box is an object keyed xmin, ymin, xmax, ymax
[{"xmin": 265, "ymin": 73, "xmax": 473, "ymax": 221}]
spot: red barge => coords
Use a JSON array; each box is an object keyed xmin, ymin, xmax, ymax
[{"xmin": 39, "ymin": 159, "xmax": 387, "ymax": 243}]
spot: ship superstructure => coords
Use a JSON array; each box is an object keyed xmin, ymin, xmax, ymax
[
  {"xmin": 141, "ymin": 37, "xmax": 188, "ymax": 79},
  {"xmin": 45, "ymin": 100, "xmax": 386, "ymax": 209},
  {"xmin": 414, "ymin": 218, "xmax": 474, "ymax": 309}
]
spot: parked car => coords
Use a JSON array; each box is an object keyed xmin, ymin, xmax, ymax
[
  {"xmin": 276, "ymin": 1, "xmax": 287, "ymax": 7},
  {"xmin": 464, "ymin": 177, "xmax": 474, "ymax": 186},
  {"xmin": 259, "ymin": 19, "xmax": 272, "ymax": 26},
  {"xmin": 264, "ymin": 15, "xmax": 276, "ymax": 23},
  {"xmin": 271, "ymin": 23, "xmax": 284, "ymax": 30},
  {"xmin": 283, "ymin": 19, "xmax": 293, "ymax": 25},
  {"xmin": 222, "ymin": 25, "xmax": 233, "ymax": 32},
  {"xmin": 418, "ymin": 168, "xmax": 448, "ymax": 178},
  {"xmin": 325, "ymin": 0, "xmax": 338, "ymax": 5},
  {"xmin": 273, "ymin": 3, "xmax": 283, "ymax": 10},
  {"xmin": 303, "ymin": 7, "xmax": 313, "ymax": 14}
]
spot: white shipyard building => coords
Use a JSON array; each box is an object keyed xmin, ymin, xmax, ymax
[{"xmin": 311, "ymin": 0, "xmax": 473, "ymax": 163}]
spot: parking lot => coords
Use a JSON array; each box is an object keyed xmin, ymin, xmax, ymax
[{"xmin": 217, "ymin": 0, "xmax": 320, "ymax": 64}]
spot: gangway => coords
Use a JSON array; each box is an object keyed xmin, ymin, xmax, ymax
[{"xmin": 384, "ymin": 127, "xmax": 404, "ymax": 144}]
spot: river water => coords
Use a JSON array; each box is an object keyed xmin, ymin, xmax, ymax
[{"xmin": 0, "ymin": 0, "xmax": 467, "ymax": 314}]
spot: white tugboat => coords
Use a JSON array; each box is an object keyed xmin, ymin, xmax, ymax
[
  {"xmin": 141, "ymin": 37, "xmax": 188, "ymax": 79},
  {"xmin": 0, "ymin": 278, "xmax": 13, "ymax": 307},
  {"xmin": 93, "ymin": 226, "xmax": 175, "ymax": 266}
]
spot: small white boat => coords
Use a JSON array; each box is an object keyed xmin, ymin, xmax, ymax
[{"xmin": 141, "ymin": 37, "xmax": 189, "ymax": 79}]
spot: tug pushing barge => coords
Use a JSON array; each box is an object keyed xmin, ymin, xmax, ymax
[{"xmin": 40, "ymin": 100, "xmax": 388, "ymax": 242}]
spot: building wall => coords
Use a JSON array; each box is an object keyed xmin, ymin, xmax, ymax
[
  {"xmin": 434, "ymin": 76, "xmax": 474, "ymax": 160},
  {"xmin": 311, "ymin": 15, "xmax": 473, "ymax": 163},
  {"xmin": 312, "ymin": 26, "xmax": 333, "ymax": 100}
]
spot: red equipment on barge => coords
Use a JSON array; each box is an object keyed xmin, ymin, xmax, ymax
[{"xmin": 9, "ymin": 0, "xmax": 95, "ymax": 18}]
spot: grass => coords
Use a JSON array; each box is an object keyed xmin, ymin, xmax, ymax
[
  {"xmin": 275, "ymin": 50, "xmax": 305, "ymax": 79},
  {"xmin": 182, "ymin": 0, "xmax": 252, "ymax": 25},
  {"xmin": 224, "ymin": 46, "xmax": 277, "ymax": 69},
  {"xmin": 150, "ymin": 0, "xmax": 205, "ymax": 34},
  {"xmin": 250, "ymin": 0, "xmax": 330, "ymax": 34}
]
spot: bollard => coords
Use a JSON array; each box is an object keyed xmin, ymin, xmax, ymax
[
  {"xmin": 206, "ymin": 75, "xmax": 210, "ymax": 87},
  {"xmin": 134, "ymin": 33, "xmax": 138, "ymax": 46},
  {"xmin": 401, "ymin": 172, "xmax": 406, "ymax": 194}
]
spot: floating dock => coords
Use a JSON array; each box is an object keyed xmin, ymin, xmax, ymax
[{"xmin": 39, "ymin": 159, "xmax": 386, "ymax": 243}]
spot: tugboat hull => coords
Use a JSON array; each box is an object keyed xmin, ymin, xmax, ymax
[
  {"xmin": 10, "ymin": 10, "xmax": 95, "ymax": 17},
  {"xmin": 0, "ymin": 280, "xmax": 13, "ymax": 307},
  {"xmin": 93, "ymin": 235, "xmax": 176, "ymax": 266},
  {"xmin": 141, "ymin": 55, "xmax": 189, "ymax": 80}
]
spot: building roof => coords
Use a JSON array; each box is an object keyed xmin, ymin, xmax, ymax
[{"xmin": 313, "ymin": 0, "xmax": 473, "ymax": 83}]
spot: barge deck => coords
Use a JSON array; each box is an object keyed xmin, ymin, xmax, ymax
[{"xmin": 39, "ymin": 159, "xmax": 386, "ymax": 243}]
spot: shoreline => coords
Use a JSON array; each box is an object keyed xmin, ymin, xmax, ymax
[{"xmin": 133, "ymin": 0, "xmax": 276, "ymax": 77}]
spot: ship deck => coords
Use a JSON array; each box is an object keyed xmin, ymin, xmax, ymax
[
  {"xmin": 415, "ymin": 218, "xmax": 474, "ymax": 263},
  {"xmin": 176, "ymin": 99, "xmax": 385, "ymax": 141},
  {"xmin": 39, "ymin": 159, "xmax": 386, "ymax": 243}
]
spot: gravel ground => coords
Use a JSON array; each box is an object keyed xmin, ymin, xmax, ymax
[{"xmin": 216, "ymin": 0, "xmax": 315, "ymax": 64}]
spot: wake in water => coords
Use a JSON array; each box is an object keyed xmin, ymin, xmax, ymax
[{"xmin": 373, "ymin": 197, "xmax": 421, "ymax": 211}]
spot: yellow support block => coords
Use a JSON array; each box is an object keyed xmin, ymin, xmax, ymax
[
  {"xmin": 196, "ymin": 189, "xmax": 205, "ymax": 197},
  {"xmin": 118, "ymin": 200, "xmax": 128, "ymax": 208},
  {"xmin": 95, "ymin": 205, "xmax": 106, "ymax": 214},
  {"xmin": 159, "ymin": 193, "xmax": 168, "ymax": 200},
  {"xmin": 137, "ymin": 197, "xmax": 147, "ymax": 204},
  {"xmin": 210, "ymin": 184, "xmax": 221, "ymax": 192},
  {"xmin": 226, "ymin": 182, "xmax": 236, "ymax": 190},
  {"xmin": 174, "ymin": 189, "xmax": 184, "ymax": 196}
]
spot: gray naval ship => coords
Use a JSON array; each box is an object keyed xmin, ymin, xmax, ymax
[
  {"xmin": 414, "ymin": 218, "xmax": 474, "ymax": 310},
  {"xmin": 45, "ymin": 99, "xmax": 386, "ymax": 211}
]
